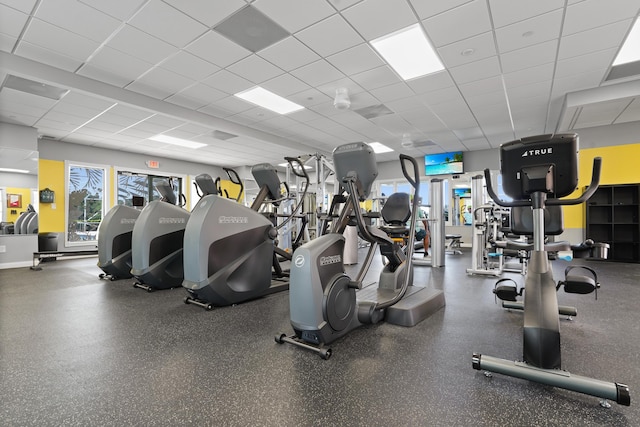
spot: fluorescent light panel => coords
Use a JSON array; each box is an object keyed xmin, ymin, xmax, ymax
[
  {"xmin": 278, "ymin": 162, "xmax": 312, "ymax": 170},
  {"xmin": 370, "ymin": 24, "xmax": 444, "ymax": 81},
  {"xmin": 613, "ymin": 17, "xmax": 640, "ymax": 65},
  {"xmin": 369, "ymin": 142, "xmax": 394, "ymax": 153},
  {"xmin": 235, "ymin": 87, "xmax": 304, "ymax": 114},
  {"xmin": 0, "ymin": 167, "xmax": 29, "ymax": 173},
  {"xmin": 149, "ymin": 134, "xmax": 206, "ymax": 149}
]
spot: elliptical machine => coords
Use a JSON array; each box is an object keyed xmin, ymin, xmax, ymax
[
  {"xmin": 97, "ymin": 204, "xmax": 141, "ymax": 281},
  {"xmin": 182, "ymin": 157, "xmax": 309, "ymax": 310},
  {"xmin": 472, "ymin": 133, "xmax": 630, "ymax": 406},
  {"xmin": 276, "ymin": 142, "xmax": 445, "ymax": 359},
  {"xmin": 130, "ymin": 180, "xmax": 190, "ymax": 292}
]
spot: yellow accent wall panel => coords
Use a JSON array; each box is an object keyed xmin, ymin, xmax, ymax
[
  {"xmin": 38, "ymin": 159, "xmax": 65, "ymax": 233},
  {"xmin": 564, "ymin": 143, "xmax": 640, "ymax": 228}
]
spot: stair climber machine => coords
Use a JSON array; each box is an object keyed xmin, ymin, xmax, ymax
[
  {"xmin": 97, "ymin": 204, "xmax": 141, "ymax": 281},
  {"xmin": 181, "ymin": 157, "xmax": 309, "ymax": 310},
  {"xmin": 472, "ymin": 133, "xmax": 630, "ymax": 407},
  {"xmin": 276, "ymin": 142, "xmax": 446, "ymax": 359},
  {"xmin": 130, "ymin": 179, "xmax": 194, "ymax": 292}
]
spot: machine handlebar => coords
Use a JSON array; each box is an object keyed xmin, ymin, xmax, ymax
[{"xmin": 484, "ymin": 157, "xmax": 602, "ymax": 208}]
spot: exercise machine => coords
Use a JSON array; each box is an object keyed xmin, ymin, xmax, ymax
[
  {"xmin": 97, "ymin": 204, "xmax": 140, "ymax": 281},
  {"xmin": 182, "ymin": 158, "xmax": 309, "ymax": 310},
  {"xmin": 276, "ymin": 142, "xmax": 445, "ymax": 359},
  {"xmin": 472, "ymin": 133, "xmax": 630, "ymax": 406},
  {"xmin": 130, "ymin": 179, "xmax": 190, "ymax": 292}
]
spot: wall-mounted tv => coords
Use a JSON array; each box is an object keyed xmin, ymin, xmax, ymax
[
  {"xmin": 425, "ymin": 151, "xmax": 463, "ymax": 176},
  {"xmin": 453, "ymin": 187, "xmax": 471, "ymax": 198}
]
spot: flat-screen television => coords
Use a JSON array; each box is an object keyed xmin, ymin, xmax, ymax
[
  {"xmin": 424, "ymin": 151, "xmax": 463, "ymax": 176},
  {"xmin": 453, "ymin": 187, "xmax": 471, "ymax": 198}
]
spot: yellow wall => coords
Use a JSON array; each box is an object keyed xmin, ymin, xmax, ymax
[
  {"xmin": 564, "ymin": 143, "xmax": 640, "ymax": 228},
  {"xmin": 38, "ymin": 159, "xmax": 66, "ymax": 233},
  {"xmin": 5, "ymin": 187, "xmax": 32, "ymax": 223},
  {"xmin": 219, "ymin": 179, "xmax": 244, "ymax": 202}
]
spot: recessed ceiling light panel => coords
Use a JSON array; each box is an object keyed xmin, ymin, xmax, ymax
[
  {"xmin": 235, "ymin": 87, "xmax": 304, "ymax": 114},
  {"xmin": 613, "ymin": 17, "xmax": 640, "ymax": 66},
  {"xmin": 149, "ymin": 134, "xmax": 206, "ymax": 149},
  {"xmin": 370, "ymin": 24, "xmax": 444, "ymax": 81}
]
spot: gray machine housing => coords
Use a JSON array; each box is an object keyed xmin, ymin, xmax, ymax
[
  {"xmin": 97, "ymin": 205, "xmax": 140, "ymax": 280},
  {"xmin": 130, "ymin": 182, "xmax": 189, "ymax": 290}
]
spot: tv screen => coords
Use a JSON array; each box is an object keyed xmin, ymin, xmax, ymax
[
  {"xmin": 453, "ymin": 188, "xmax": 471, "ymax": 198},
  {"xmin": 425, "ymin": 151, "xmax": 463, "ymax": 176}
]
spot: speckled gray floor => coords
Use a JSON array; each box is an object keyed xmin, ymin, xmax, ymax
[{"xmin": 1, "ymin": 250, "xmax": 638, "ymax": 426}]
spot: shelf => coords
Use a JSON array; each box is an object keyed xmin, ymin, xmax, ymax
[{"xmin": 586, "ymin": 184, "xmax": 640, "ymax": 263}]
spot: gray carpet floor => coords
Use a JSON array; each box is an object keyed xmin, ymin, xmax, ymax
[{"xmin": 1, "ymin": 249, "xmax": 638, "ymax": 426}]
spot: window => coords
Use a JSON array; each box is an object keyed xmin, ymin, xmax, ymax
[
  {"xmin": 117, "ymin": 171, "xmax": 183, "ymax": 208},
  {"xmin": 66, "ymin": 164, "xmax": 107, "ymax": 245}
]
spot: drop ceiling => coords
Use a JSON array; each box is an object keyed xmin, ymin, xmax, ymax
[{"xmin": 0, "ymin": 0, "xmax": 639, "ymax": 168}]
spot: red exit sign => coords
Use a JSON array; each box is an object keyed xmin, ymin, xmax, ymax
[{"xmin": 146, "ymin": 160, "xmax": 160, "ymax": 168}]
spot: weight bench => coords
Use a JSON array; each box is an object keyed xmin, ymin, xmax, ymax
[
  {"xmin": 445, "ymin": 234, "xmax": 462, "ymax": 254},
  {"xmin": 31, "ymin": 250, "xmax": 98, "ymax": 270}
]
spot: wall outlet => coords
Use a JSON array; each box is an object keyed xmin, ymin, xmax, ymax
[
  {"xmin": 51, "ymin": 203, "xmax": 56, "ymax": 209},
  {"xmin": 0, "ymin": 245, "xmax": 6, "ymax": 253}
]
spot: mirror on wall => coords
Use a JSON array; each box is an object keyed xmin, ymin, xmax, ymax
[{"xmin": 0, "ymin": 147, "xmax": 38, "ymax": 234}]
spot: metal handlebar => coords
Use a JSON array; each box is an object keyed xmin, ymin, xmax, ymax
[{"xmin": 484, "ymin": 157, "xmax": 602, "ymax": 207}]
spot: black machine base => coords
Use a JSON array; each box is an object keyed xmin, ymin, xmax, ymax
[
  {"xmin": 275, "ymin": 333, "xmax": 332, "ymax": 360},
  {"xmin": 472, "ymin": 353, "xmax": 630, "ymax": 406},
  {"xmin": 133, "ymin": 282, "xmax": 156, "ymax": 292},
  {"xmin": 184, "ymin": 296, "xmax": 214, "ymax": 311}
]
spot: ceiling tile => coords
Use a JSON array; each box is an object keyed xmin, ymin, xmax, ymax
[
  {"xmin": 185, "ymin": 31, "xmax": 251, "ymax": 68},
  {"xmin": 1, "ymin": 0, "xmax": 37, "ymax": 14},
  {"xmin": 22, "ymin": 18, "xmax": 100, "ymax": 62},
  {"xmin": 506, "ymin": 80, "xmax": 552, "ymax": 101},
  {"xmin": 77, "ymin": 65, "xmax": 136, "ymax": 87},
  {"xmin": 107, "ymin": 25, "xmax": 179, "ymax": 65},
  {"xmin": 326, "ymin": 43, "xmax": 384, "ymax": 76},
  {"xmin": 290, "ymin": 60, "xmax": 345, "ymax": 87},
  {"xmin": 459, "ymin": 76, "xmax": 504, "ymax": 97},
  {"xmin": 0, "ymin": 33, "xmax": 17, "ymax": 52},
  {"xmin": 449, "ymin": 56, "xmax": 501, "ymax": 85},
  {"xmin": 0, "ymin": 4, "xmax": 29, "ymax": 38},
  {"xmin": 369, "ymin": 82, "xmax": 415, "ymax": 103},
  {"xmin": 495, "ymin": 9, "xmax": 562, "ymax": 54},
  {"xmin": 417, "ymin": 85, "xmax": 462, "ymax": 106},
  {"xmin": 287, "ymin": 88, "xmax": 333, "ymax": 108},
  {"xmin": 258, "ymin": 36, "xmax": 320, "ymax": 71},
  {"xmin": 405, "ymin": 71, "xmax": 455, "ymax": 94},
  {"xmin": 81, "ymin": 46, "xmax": 153, "ymax": 82},
  {"xmin": 127, "ymin": 67, "xmax": 196, "ymax": 98},
  {"xmin": 409, "ymin": 0, "xmax": 473, "ymax": 20},
  {"xmin": 558, "ymin": 20, "xmax": 631, "ymax": 60},
  {"xmin": 294, "ymin": 14, "xmax": 364, "ymax": 57},
  {"xmin": 500, "ymin": 39, "xmax": 558, "ymax": 73},
  {"xmin": 351, "ymin": 66, "xmax": 402, "ymax": 91},
  {"xmin": 437, "ymin": 32, "xmax": 497, "ymax": 68},
  {"xmin": 555, "ymin": 48, "xmax": 617, "ymax": 78},
  {"xmin": 489, "ymin": 0, "xmax": 565, "ymax": 28},
  {"xmin": 262, "ymin": 74, "xmax": 311, "ymax": 96},
  {"xmin": 423, "ymin": 0, "xmax": 492, "ymax": 47},
  {"xmin": 226, "ymin": 55, "xmax": 283, "ymax": 84},
  {"xmin": 551, "ymin": 69, "xmax": 609, "ymax": 98},
  {"xmin": 342, "ymin": 0, "xmax": 417, "ymax": 41},
  {"xmin": 201, "ymin": 70, "xmax": 254, "ymax": 95},
  {"xmin": 574, "ymin": 99, "xmax": 630, "ymax": 128},
  {"xmin": 327, "ymin": 0, "xmax": 363, "ymax": 10},
  {"xmin": 129, "ymin": 1, "xmax": 208, "ymax": 48},
  {"xmin": 78, "ymin": 0, "xmax": 147, "ymax": 21},
  {"xmin": 13, "ymin": 41, "xmax": 83, "ymax": 72},
  {"xmin": 615, "ymin": 98, "xmax": 640, "ymax": 124},
  {"xmin": 563, "ymin": 0, "xmax": 640, "ymax": 36},
  {"xmin": 162, "ymin": 0, "xmax": 246, "ymax": 27},
  {"xmin": 503, "ymin": 62, "xmax": 554, "ymax": 88},
  {"xmin": 35, "ymin": 0, "xmax": 121, "ymax": 43},
  {"xmin": 159, "ymin": 51, "xmax": 219, "ymax": 81},
  {"xmin": 253, "ymin": 0, "xmax": 335, "ymax": 33}
]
